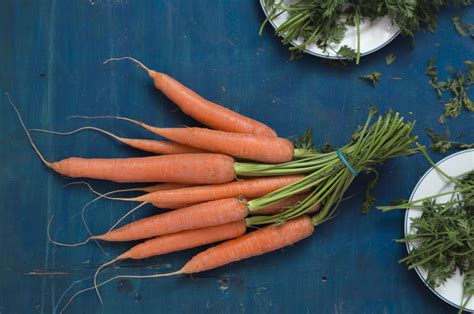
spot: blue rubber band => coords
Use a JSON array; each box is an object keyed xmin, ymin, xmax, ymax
[{"xmin": 337, "ymin": 149, "xmax": 358, "ymax": 177}]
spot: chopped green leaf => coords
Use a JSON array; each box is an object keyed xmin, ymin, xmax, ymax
[
  {"xmin": 452, "ymin": 16, "xmax": 474, "ymax": 37},
  {"xmin": 337, "ymin": 45, "xmax": 357, "ymax": 61},
  {"xmin": 425, "ymin": 58, "xmax": 474, "ymax": 123},
  {"xmin": 294, "ymin": 128, "xmax": 314, "ymax": 150},
  {"xmin": 426, "ymin": 128, "xmax": 474, "ymax": 153},
  {"xmin": 425, "ymin": 56, "xmax": 439, "ymax": 82},
  {"xmin": 359, "ymin": 72, "xmax": 382, "ymax": 86},
  {"xmin": 386, "ymin": 53, "xmax": 396, "ymax": 65}
]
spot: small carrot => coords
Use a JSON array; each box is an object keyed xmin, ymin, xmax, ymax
[
  {"xmin": 177, "ymin": 215, "xmax": 314, "ymax": 273},
  {"xmin": 140, "ymin": 127, "xmax": 294, "ymax": 164},
  {"xmin": 106, "ymin": 175, "xmax": 304, "ymax": 207},
  {"xmin": 104, "ymin": 57, "xmax": 277, "ymax": 137},
  {"xmin": 93, "ymin": 198, "xmax": 249, "ymax": 242},
  {"xmin": 31, "ymin": 126, "xmax": 206, "ymax": 155},
  {"xmin": 93, "ymin": 193, "xmax": 318, "ymax": 243},
  {"xmin": 72, "ymin": 115, "xmax": 293, "ymax": 163},
  {"xmin": 118, "ymin": 221, "xmax": 247, "ymax": 260},
  {"xmin": 250, "ymin": 193, "xmax": 321, "ymax": 215}
]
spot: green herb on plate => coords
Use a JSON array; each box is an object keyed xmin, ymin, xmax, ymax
[
  {"xmin": 380, "ymin": 148, "xmax": 474, "ymax": 313},
  {"xmin": 337, "ymin": 45, "xmax": 358, "ymax": 61},
  {"xmin": 260, "ymin": 1, "xmax": 471, "ymax": 62}
]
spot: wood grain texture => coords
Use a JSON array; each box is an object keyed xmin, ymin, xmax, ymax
[{"xmin": 0, "ymin": 1, "xmax": 473, "ymax": 313}]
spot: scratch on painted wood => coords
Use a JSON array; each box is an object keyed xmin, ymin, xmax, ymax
[{"xmin": 26, "ymin": 270, "xmax": 68, "ymax": 276}]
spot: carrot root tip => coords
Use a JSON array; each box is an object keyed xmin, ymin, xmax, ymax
[
  {"xmin": 47, "ymin": 215, "xmax": 92, "ymax": 247},
  {"xmin": 102, "ymin": 56, "xmax": 151, "ymax": 73}
]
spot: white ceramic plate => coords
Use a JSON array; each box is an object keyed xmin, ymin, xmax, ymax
[
  {"xmin": 405, "ymin": 149, "xmax": 474, "ymax": 311},
  {"xmin": 259, "ymin": 0, "xmax": 401, "ymax": 59}
]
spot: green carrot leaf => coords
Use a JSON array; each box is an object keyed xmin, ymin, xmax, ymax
[
  {"xmin": 386, "ymin": 53, "xmax": 396, "ymax": 65},
  {"xmin": 359, "ymin": 72, "xmax": 382, "ymax": 86}
]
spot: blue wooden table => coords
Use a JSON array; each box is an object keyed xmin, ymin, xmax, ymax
[{"xmin": 1, "ymin": 1, "xmax": 473, "ymax": 313}]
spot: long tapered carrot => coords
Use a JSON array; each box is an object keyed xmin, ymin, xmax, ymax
[
  {"xmin": 50, "ymin": 153, "xmax": 234, "ymax": 184},
  {"xmin": 52, "ymin": 154, "xmax": 235, "ymax": 184},
  {"xmin": 180, "ymin": 215, "xmax": 314, "ymax": 273},
  {"xmin": 251, "ymin": 193, "xmax": 321, "ymax": 215},
  {"xmin": 31, "ymin": 126, "xmax": 207, "ymax": 155},
  {"xmin": 80, "ymin": 182, "xmax": 197, "ymax": 208},
  {"xmin": 6, "ymin": 96, "xmax": 235, "ymax": 184},
  {"xmin": 111, "ymin": 175, "xmax": 304, "ymax": 207},
  {"xmin": 73, "ymin": 115, "xmax": 293, "ymax": 163},
  {"xmin": 119, "ymin": 220, "xmax": 247, "ymax": 260},
  {"xmin": 93, "ymin": 198, "xmax": 249, "ymax": 242},
  {"xmin": 142, "ymin": 127, "xmax": 294, "ymax": 164},
  {"xmin": 93, "ymin": 193, "xmax": 318, "ymax": 243},
  {"xmin": 104, "ymin": 57, "xmax": 277, "ymax": 137}
]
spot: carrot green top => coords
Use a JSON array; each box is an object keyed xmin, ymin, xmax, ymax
[{"xmin": 235, "ymin": 108, "xmax": 419, "ymax": 226}]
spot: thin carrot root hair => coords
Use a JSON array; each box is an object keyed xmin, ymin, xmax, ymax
[
  {"xmin": 65, "ymin": 181, "xmax": 147, "ymax": 218},
  {"xmin": 61, "ymin": 271, "xmax": 180, "ymax": 313},
  {"xmin": 30, "ymin": 126, "xmax": 123, "ymax": 142},
  {"xmin": 68, "ymin": 114, "xmax": 148, "ymax": 131},
  {"xmin": 47, "ymin": 215, "xmax": 91, "ymax": 247},
  {"xmin": 67, "ymin": 181, "xmax": 137, "ymax": 202},
  {"xmin": 63, "ymin": 182, "xmax": 134, "ymax": 245},
  {"xmin": 93, "ymin": 257, "xmax": 120, "ymax": 304},
  {"xmin": 47, "ymin": 201, "xmax": 147, "ymax": 247},
  {"xmin": 5, "ymin": 93, "xmax": 52, "ymax": 167},
  {"xmin": 99, "ymin": 202, "xmax": 148, "ymax": 236},
  {"xmin": 103, "ymin": 56, "xmax": 151, "ymax": 72}
]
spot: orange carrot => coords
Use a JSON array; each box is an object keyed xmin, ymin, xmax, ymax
[
  {"xmin": 94, "ymin": 198, "xmax": 248, "ymax": 242},
  {"xmin": 49, "ymin": 153, "xmax": 234, "ymax": 184},
  {"xmin": 122, "ymin": 175, "xmax": 304, "ymax": 207},
  {"xmin": 61, "ymin": 216, "xmax": 313, "ymax": 310},
  {"xmin": 118, "ymin": 220, "xmax": 247, "ymax": 260},
  {"xmin": 133, "ymin": 182, "xmax": 196, "ymax": 193},
  {"xmin": 84, "ymin": 182, "xmax": 197, "ymax": 207},
  {"xmin": 64, "ymin": 176, "xmax": 304, "ymax": 246},
  {"xmin": 139, "ymin": 127, "xmax": 294, "ymax": 164},
  {"xmin": 93, "ymin": 193, "xmax": 318, "ymax": 243},
  {"xmin": 6, "ymin": 96, "xmax": 235, "ymax": 184},
  {"xmin": 104, "ymin": 57, "xmax": 277, "ymax": 137},
  {"xmin": 251, "ymin": 193, "xmax": 321, "ymax": 215},
  {"xmin": 73, "ymin": 115, "xmax": 293, "ymax": 163},
  {"xmin": 31, "ymin": 126, "xmax": 206, "ymax": 155},
  {"xmin": 180, "ymin": 215, "xmax": 314, "ymax": 273},
  {"xmin": 90, "ymin": 220, "xmax": 248, "ymax": 305}
]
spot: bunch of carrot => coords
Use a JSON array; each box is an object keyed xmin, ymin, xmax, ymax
[{"xmin": 6, "ymin": 57, "xmax": 418, "ymax": 312}]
